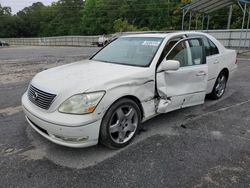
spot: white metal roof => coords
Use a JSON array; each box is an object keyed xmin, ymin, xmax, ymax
[{"xmin": 183, "ymin": 0, "xmax": 235, "ymax": 14}]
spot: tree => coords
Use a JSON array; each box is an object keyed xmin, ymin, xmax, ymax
[
  {"xmin": 0, "ymin": 4, "xmax": 19, "ymax": 38},
  {"xmin": 16, "ymin": 2, "xmax": 45, "ymax": 37},
  {"xmin": 43, "ymin": 0, "xmax": 84, "ymax": 36},
  {"xmin": 113, "ymin": 18, "xmax": 138, "ymax": 32},
  {"xmin": 81, "ymin": 0, "xmax": 111, "ymax": 35},
  {"xmin": 0, "ymin": 0, "xmax": 245, "ymax": 38}
]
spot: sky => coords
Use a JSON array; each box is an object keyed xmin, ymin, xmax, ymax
[{"xmin": 0, "ymin": 0, "xmax": 57, "ymax": 14}]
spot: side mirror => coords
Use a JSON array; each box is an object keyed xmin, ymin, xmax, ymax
[{"xmin": 158, "ymin": 59, "xmax": 180, "ymax": 72}]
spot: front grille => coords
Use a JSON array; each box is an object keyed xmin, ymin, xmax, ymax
[{"xmin": 28, "ymin": 85, "xmax": 57, "ymax": 110}]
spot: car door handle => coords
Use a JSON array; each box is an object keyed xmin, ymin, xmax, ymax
[
  {"xmin": 196, "ymin": 71, "xmax": 207, "ymax": 77},
  {"xmin": 214, "ymin": 60, "xmax": 219, "ymax": 64}
]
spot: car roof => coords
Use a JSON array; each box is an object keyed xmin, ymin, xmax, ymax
[
  {"xmin": 121, "ymin": 33, "xmax": 170, "ymax": 38},
  {"xmin": 117, "ymin": 31, "xmax": 225, "ymax": 53},
  {"xmin": 120, "ymin": 31, "xmax": 207, "ymax": 39}
]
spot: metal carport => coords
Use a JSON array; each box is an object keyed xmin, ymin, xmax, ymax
[{"xmin": 182, "ymin": 0, "xmax": 250, "ymax": 50}]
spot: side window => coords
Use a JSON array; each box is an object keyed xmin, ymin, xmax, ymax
[
  {"xmin": 208, "ymin": 39, "xmax": 219, "ymax": 55},
  {"xmin": 167, "ymin": 38, "xmax": 204, "ymax": 67},
  {"xmin": 203, "ymin": 37, "xmax": 211, "ymax": 57},
  {"xmin": 158, "ymin": 36, "xmax": 183, "ymax": 63},
  {"xmin": 188, "ymin": 38, "xmax": 204, "ymax": 65},
  {"xmin": 167, "ymin": 40, "xmax": 191, "ymax": 67},
  {"xmin": 202, "ymin": 37, "xmax": 219, "ymax": 57}
]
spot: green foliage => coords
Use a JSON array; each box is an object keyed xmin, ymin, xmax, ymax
[
  {"xmin": 81, "ymin": 0, "xmax": 110, "ymax": 35},
  {"xmin": 0, "ymin": 0, "xmax": 246, "ymax": 38},
  {"xmin": 0, "ymin": 0, "xmax": 84, "ymax": 37},
  {"xmin": 113, "ymin": 18, "xmax": 138, "ymax": 32}
]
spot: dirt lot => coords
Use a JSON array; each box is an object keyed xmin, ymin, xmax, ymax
[
  {"xmin": 0, "ymin": 46, "xmax": 250, "ymax": 188},
  {"xmin": 0, "ymin": 46, "xmax": 99, "ymax": 85}
]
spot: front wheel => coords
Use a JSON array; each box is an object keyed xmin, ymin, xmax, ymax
[
  {"xmin": 100, "ymin": 98, "xmax": 141, "ymax": 149},
  {"xmin": 209, "ymin": 72, "xmax": 228, "ymax": 100}
]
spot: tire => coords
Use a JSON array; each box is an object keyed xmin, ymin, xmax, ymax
[
  {"xmin": 100, "ymin": 98, "xmax": 142, "ymax": 149},
  {"xmin": 209, "ymin": 71, "xmax": 228, "ymax": 100}
]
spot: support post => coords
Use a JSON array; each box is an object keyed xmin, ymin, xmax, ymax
[
  {"xmin": 245, "ymin": 7, "xmax": 250, "ymax": 49},
  {"xmin": 239, "ymin": 3, "xmax": 247, "ymax": 51},
  {"xmin": 207, "ymin": 15, "xmax": 210, "ymax": 31},
  {"xmin": 227, "ymin": 5, "xmax": 233, "ymax": 29},
  {"xmin": 195, "ymin": 15, "xmax": 199, "ymax": 30},
  {"xmin": 189, "ymin": 12, "xmax": 192, "ymax": 30},
  {"xmin": 202, "ymin": 14, "xmax": 205, "ymax": 30},
  {"xmin": 182, "ymin": 9, "xmax": 185, "ymax": 30}
]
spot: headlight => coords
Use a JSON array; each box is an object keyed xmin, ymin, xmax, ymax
[{"xmin": 58, "ymin": 91, "xmax": 105, "ymax": 114}]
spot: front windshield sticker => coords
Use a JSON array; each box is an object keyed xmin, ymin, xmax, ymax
[{"xmin": 142, "ymin": 41, "xmax": 161, "ymax": 46}]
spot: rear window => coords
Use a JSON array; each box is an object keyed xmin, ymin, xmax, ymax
[
  {"xmin": 187, "ymin": 34, "xmax": 219, "ymax": 57},
  {"xmin": 203, "ymin": 37, "xmax": 219, "ymax": 56},
  {"xmin": 208, "ymin": 39, "xmax": 219, "ymax": 55}
]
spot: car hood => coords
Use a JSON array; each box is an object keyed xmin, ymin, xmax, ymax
[{"xmin": 31, "ymin": 60, "xmax": 150, "ymax": 95}]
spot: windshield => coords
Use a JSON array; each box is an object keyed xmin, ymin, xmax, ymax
[{"xmin": 92, "ymin": 37, "xmax": 163, "ymax": 67}]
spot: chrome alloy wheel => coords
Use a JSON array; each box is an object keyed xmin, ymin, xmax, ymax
[
  {"xmin": 215, "ymin": 74, "xmax": 227, "ymax": 98},
  {"xmin": 109, "ymin": 105, "xmax": 139, "ymax": 144}
]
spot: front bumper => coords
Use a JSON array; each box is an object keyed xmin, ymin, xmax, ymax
[{"xmin": 22, "ymin": 93, "xmax": 102, "ymax": 148}]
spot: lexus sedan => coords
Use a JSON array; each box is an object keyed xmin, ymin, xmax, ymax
[{"xmin": 22, "ymin": 32, "xmax": 237, "ymax": 149}]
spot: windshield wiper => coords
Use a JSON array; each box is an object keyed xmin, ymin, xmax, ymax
[{"xmin": 94, "ymin": 59, "xmax": 119, "ymax": 64}]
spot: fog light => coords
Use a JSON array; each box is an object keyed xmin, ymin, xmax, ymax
[{"xmin": 49, "ymin": 134, "xmax": 89, "ymax": 142}]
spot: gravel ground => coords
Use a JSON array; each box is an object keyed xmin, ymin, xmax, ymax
[
  {"xmin": 0, "ymin": 46, "xmax": 99, "ymax": 84},
  {"xmin": 0, "ymin": 46, "xmax": 250, "ymax": 188}
]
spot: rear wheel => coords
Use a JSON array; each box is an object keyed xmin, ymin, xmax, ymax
[
  {"xmin": 100, "ymin": 98, "xmax": 141, "ymax": 149},
  {"xmin": 209, "ymin": 72, "xmax": 228, "ymax": 100}
]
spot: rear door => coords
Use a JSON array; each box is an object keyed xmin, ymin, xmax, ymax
[
  {"xmin": 156, "ymin": 37, "xmax": 208, "ymax": 113},
  {"xmin": 202, "ymin": 37, "xmax": 221, "ymax": 93}
]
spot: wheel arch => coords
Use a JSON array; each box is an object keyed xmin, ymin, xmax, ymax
[
  {"xmin": 220, "ymin": 68, "xmax": 229, "ymax": 80},
  {"xmin": 207, "ymin": 67, "xmax": 229, "ymax": 99},
  {"xmin": 108, "ymin": 95, "xmax": 144, "ymax": 120},
  {"xmin": 99, "ymin": 95, "xmax": 144, "ymax": 149}
]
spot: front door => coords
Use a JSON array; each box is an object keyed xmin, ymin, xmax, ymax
[{"xmin": 156, "ymin": 38, "xmax": 208, "ymax": 113}]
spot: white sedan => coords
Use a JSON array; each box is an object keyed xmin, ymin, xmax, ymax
[{"xmin": 22, "ymin": 32, "xmax": 237, "ymax": 149}]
